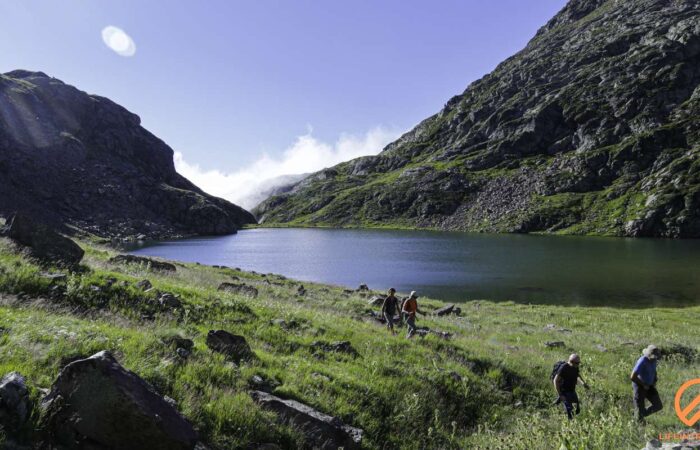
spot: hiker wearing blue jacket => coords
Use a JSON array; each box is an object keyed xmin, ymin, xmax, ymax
[{"xmin": 630, "ymin": 344, "xmax": 663, "ymax": 422}]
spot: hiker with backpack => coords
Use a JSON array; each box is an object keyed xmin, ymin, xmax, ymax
[
  {"xmin": 380, "ymin": 288, "xmax": 400, "ymax": 335},
  {"xmin": 630, "ymin": 344, "xmax": 663, "ymax": 422},
  {"xmin": 401, "ymin": 291, "xmax": 422, "ymax": 339},
  {"xmin": 552, "ymin": 354, "xmax": 589, "ymax": 419}
]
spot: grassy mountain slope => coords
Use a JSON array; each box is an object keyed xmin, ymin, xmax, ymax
[
  {"xmin": 254, "ymin": 0, "xmax": 700, "ymax": 237},
  {"xmin": 0, "ymin": 238, "xmax": 697, "ymax": 448},
  {"xmin": 0, "ymin": 71, "xmax": 256, "ymax": 240}
]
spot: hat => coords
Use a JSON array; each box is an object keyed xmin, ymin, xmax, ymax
[
  {"xmin": 643, "ymin": 344, "xmax": 659, "ymax": 358},
  {"xmin": 409, "ymin": 291, "xmax": 418, "ymax": 298}
]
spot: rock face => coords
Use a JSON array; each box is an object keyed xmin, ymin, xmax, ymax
[
  {"xmin": 0, "ymin": 70, "xmax": 256, "ymax": 239},
  {"xmin": 40, "ymin": 351, "xmax": 198, "ymax": 450},
  {"xmin": 255, "ymin": 0, "xmax": 700, "ymax": 238},
  {"xmin": 6, "ymin": 213, "xmax": 84, "ymax": 266},
  {"xmin": 205, "ymin": 330, "xmax": 255, "ymax": 363},
  {"xmin": 250, "ymin": 391, "xmax": 363, "ymax": 450},
  {"xmin": 0, "ymin": 372, "xmax": 31, "ymax": 433}
]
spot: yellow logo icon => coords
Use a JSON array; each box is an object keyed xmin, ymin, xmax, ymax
[{"xmin": 675, "ymin": 378, "xmax": 700, "ymax": 427}]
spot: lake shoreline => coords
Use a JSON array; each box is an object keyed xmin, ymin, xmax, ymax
[{"xmin": 128, "ymin": 227, "xmax": 700, "ymax": 307}]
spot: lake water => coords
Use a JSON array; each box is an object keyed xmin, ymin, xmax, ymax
[{"xmin": 128, "ymin": 228, "xmax": 700, "ymax": 306}]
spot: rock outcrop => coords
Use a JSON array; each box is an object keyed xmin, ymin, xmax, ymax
[
  {"xmin": 251, "ymin": 391, "xmax": 363, "ymax": 450},
  {"xmin": 5, "ymin": 213, "xmax": 84, "ymax": 266},
  {"xmin": 40, "ymin": 351, "xmax": 198, "ymax": 450},
  {"xmin": 109, "ymin": 254, "xmax": 176, "ymax": 272},
  {"xmin": 0, "ymin": 372, "xmax": 31, "ymax": 433},
  {"xmin": 0, "ymin": 70, "xmax": 256, "ymax": 239},
  {"xmin": 255, "ymin": 0, "xmax": 700, "ymax": 238}
]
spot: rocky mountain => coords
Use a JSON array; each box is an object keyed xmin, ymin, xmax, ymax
[
  {"xmin": 0, "ymin": 70, "xmax": 256, "ymax": 239},
  {"xmin": 244, "ymin": 172, "xmax": 309, "ymax": 210},
  {"xmin": 254, "ymin": 0, "xmax": 700, "ymax": 238}
]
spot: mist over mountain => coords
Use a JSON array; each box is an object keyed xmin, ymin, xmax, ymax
[
  {"xmin": 255, "ymin": 0, "xmax": 700, "ymax": 238},
  {"xmin": 0, "ymin": 70, "xmax": 255, "ymax": 239}
]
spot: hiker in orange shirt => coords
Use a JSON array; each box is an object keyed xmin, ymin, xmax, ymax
[{"xmin": 401, "ymin": 291, "xmax": 422, "ymax": 338}]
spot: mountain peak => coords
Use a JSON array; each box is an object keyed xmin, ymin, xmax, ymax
[{"xmin": 536, "ymin": 0, "xmax": 611, "ymax": 36}]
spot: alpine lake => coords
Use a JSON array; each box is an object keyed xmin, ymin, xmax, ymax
[{"xmin": 128, "ymin": 227, "xmax": 700, "ymax": 307}]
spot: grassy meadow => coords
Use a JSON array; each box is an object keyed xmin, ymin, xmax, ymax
[{"xmin": 0, "ymin": 237, "xmax": 697, "ymax": 449}]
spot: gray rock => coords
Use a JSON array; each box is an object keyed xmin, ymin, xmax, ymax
[
  {"xmin": 40, "ymin": 272, "xmax": 68, "ymax": 283},
  {"xmin": 0, "ymin": 372, "xmax": 31, "ymax": 432},
  {"xmin": 545, "ymin": 341, "xmax": 565, "ymax": 348},
  {"xmin": 40, "ymin": 351, "xmax": 198, "ymax": 450},
  {"xmin": 249, "ymin": 375, "xmax": 279, "ymax": 393},
  {"xmin": 110, "ymin": 255, "xmax": 176, "ymax": 272},
  {"xmin": 368, "ymin": 295, "xmax": 385, "ymax": 306},
  {"xmin": 158, "ymin": 292, "xmax": 182, "ymax": 308},
  {"xmin": 206, "ymin": 330, "xmax": 255, "ymax": 363},
  {"xmin": 162, "ymin": 335, "xmax": 194, "ymax": 351},
  {"xmin": 415, "ymin": 327, "xmax": 453, "ymax": 339},
  {"xmin": 356, "ymin": 284, "xmax": 369, "ymax": 292},
  {"xmin": 646, "ymin": 439, "xmax": 663, "ymax": 449},
  {"xmin": 251, "ymin": 391, "xmax": 363, "ymax": 450},
  {"xmin": 6, "ymin": 213, "xmax": 84, "ymax": 266},
  {"xmin": 434, "ymin": 304, "xmax": 455, "ymax": 316},
  {"xmin": 136, "ymin": 279, "xmax": 153, "ymax": 291},
  {"xmin": 217, "ymin": 282, "xmax": 259, "ymax": 298}
]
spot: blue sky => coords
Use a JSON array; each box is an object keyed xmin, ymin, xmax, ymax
[{"xmin": 0, "ymin": 0, "xmax": 567, "ymax": 207}]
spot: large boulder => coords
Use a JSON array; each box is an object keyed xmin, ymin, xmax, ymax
[
  {"xmin": 6, "ymin": 213, "xmax": 84, "ymax": 266},
  {"xmin": 40, "ymin": 351, "xmax": 198, "ymax": 450},
  {"xmin": 251, "ymin": 391, "xmax": 363, "ymax": 450},
  {"xmin": 206, "ymin": 330, "xmax": 255, "ymax": 363},
  {"xmin": 0, "ymin": 372, "xmax": 31, "ymax": 433}
]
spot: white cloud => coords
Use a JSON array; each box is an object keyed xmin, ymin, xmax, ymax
[
  {"xmin": 174, "ymin": 126, "xmax": 401, "ymax": 210},
  {"xmin": 101, "ymin": 26, "xmax": 136, "ymax": 57}
]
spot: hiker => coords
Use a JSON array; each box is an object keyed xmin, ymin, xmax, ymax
[
  {"xmin": 380, "ymin": 288, "xmax": 400, "ymax": 335},
  {"xmin": 401, "ymin": 291, "xmax": 422, "ymax": 338},
  {"xmin": 630, "ymin": 344, "xmax": 663, "ymax": 421},
  {"xmin": 552, "ymin": 353, "xmax": 589, "ymax": 419}
]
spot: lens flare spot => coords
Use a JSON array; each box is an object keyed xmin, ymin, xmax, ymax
[{"xmin": 101, "ymin": 26, "xmax": 136, "ymax": 57}]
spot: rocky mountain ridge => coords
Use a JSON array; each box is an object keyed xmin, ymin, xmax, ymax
[
  {"xmin": 254, "ymin": 0, "xmax": 700, "ymax": 237},
  {"xmin": 0, "ymin": 70, "xmax": 255, "ymax": 239}
]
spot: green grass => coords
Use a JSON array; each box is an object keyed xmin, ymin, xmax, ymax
[{"xmin": 0, "ymin": 237, "xmax": 697, "ymax": 449}]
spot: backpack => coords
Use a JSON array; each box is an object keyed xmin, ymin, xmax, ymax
[{"xmin": 550, "ymin": 361, "xmax": 567, "ymax": 381}]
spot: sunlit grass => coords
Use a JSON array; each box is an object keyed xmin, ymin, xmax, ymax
[{"xmin": 0, "ymin": 237, "xmax": 697, "ymax": 448}]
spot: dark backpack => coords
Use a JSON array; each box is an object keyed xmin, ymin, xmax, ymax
[{"xmin": 550, "ymin": 361, "xmax": 567, "ymax": 381}]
